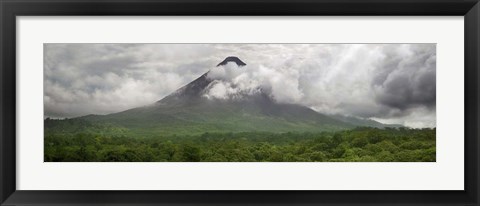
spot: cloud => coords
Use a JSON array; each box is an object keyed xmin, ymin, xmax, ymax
[
  {"xmin": 44, "ymin": 44, "xmax": 436, "ymax": 128},
  {"xmin": 44, "ymin": 44, "xmax": 205, "ymax": 118},
  {"xmin": 372, "ymin": 44, "xmax": 436, "ymax": 111},
  {"xmin": 205, "ymin": 61, "xmax": 303, "ymax": 103}
]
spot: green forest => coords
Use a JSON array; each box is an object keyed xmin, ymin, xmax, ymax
[{"xmin": 44, "ymin": 119, "xmax": 435, "ymax": 162}]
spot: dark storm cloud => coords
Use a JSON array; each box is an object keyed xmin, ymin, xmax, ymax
[
  {"xmin": 44, "ymin": 44, "xmax": 436, "ymax": 127},
  {"xmin": 372, "ymin": 45, "xmax": 436, "ymax": 114}
]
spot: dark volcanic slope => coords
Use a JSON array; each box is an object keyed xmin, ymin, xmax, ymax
[
  {"xmin": 78, "ymin": 56, "xmax": 389, "ymax": 136},
  {"xmin": 157, "ymin": 73, "xmax": 211, "ymax": 106}
]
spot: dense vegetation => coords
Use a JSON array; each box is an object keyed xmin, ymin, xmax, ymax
[{"xmin": 44, "ymin": 119, "xmax": 435, "ymax": 162}]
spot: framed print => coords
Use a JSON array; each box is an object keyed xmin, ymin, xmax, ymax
[{"xmin": 1, "ymin": 0, "xmax": 479, "ymax": 205}]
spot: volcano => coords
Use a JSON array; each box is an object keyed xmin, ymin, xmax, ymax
[{"xmin": 76, "ymin": 57, "xmax": 390, "ymax": 136}]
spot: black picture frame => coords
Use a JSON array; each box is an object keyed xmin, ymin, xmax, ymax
[{"xmin": 1, "ymin": 0, "xmax": 479, "ymax": 205}]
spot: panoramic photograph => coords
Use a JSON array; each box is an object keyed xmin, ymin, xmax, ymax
[{"xmin": 44, "ymin": 44, "xmax": 436, "ymax": 162}]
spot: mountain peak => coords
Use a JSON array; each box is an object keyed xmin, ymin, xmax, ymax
[{"xmin": 216, "ymin": 56, "xmax": 247, "ymax": 67}]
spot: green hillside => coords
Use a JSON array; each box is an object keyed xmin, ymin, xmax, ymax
[{"xmin": 74, "ymin": 97, "xmax": 352, "ymax": 136}]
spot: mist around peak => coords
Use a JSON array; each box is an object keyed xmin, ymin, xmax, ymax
[{"xmin": 205, "ymin": 58, "xmax": 303, "ymax": 104}]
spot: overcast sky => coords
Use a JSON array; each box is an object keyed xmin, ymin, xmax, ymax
[{"xmin": 44, "ymin": 44, "xmax": 436, "ymax": 128}]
